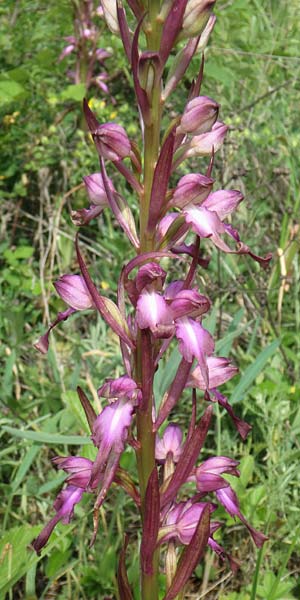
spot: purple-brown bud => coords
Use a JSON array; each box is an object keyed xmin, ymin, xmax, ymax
[
  {"xmin": 178, "ymin": 96, "xmax": 219, "ymax": 135},
  {"xmin": 92, "ymin": 122, "xmax": 131, "ymax": 161},
  {"xmin": 83, "ymin": 172, "xmax": 115, "ymax": 206},
  {"xmin": 171, "ymin": 173, "xmax": 214, "ymax": 208},
  {"xmin": 53, "ymin": 274, "xmax": 94, "ymax": 311}
]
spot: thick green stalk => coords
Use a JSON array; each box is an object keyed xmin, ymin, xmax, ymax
[{"xmin": 135, "ymin": 3, "xmax": 163, "ymax": 598}]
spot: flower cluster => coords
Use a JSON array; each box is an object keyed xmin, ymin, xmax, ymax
[
  {"xmin": 58, "ymin": 0, "xmax": 113, "ymax": 96},
  {"xmin": 34, "ymin": 1, "xmax": 269, "ymax": 597}
]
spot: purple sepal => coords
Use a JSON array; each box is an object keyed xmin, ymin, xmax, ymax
[
  {"xmin": 155, "ymin": 424, "xmax": 183, "ymax": 463},
  {"xmin": 216, "ymin": 485, "xmax": 268, "ymax": 548},
  {"xmin": 159, "ymin": 0, "xmax": 189, "ymax": 68},
  {"xmin": 171, "ymin": 173, "xmax": 214, "ymax": 208},
  {"xmin": 209, "ymin": 389, "xmax": 252, "ymax": 440},
  {"xmin": 160, "ymin": 406, "xmax": 213, "ymax": 508},
  {"xmin": 147, "ymin": 129, "xmax": 176, "ymax": 231},
  {"xmin": 155, "ymin": 359, "xmax": 192, "ymax": 430},
  {"xmin": 77, "ymin": 386, "xmax": 97, "ymax": 432},
  {"xmin": 117, "ymin": 536, "xmax": 134, "ymax": 600},
  {"xmin": 180, "ymin": 121, "xmax": 228, "ymax": 161},
  {"xmin": 187, "ymin": 356, "xmax": 238, "ymax": 390},
  {"xmin": 58, "ymin": 44, "xmax": 75, "ymax": 62},
  {"xmin": 195, "ymin": 456, "xmax": 240, "ymax": 493},
  {"xmin": 100, "ymin": 157, "xmax": 139, "ymax": 249},
  {"xmin": 76, "ymin": 235, "xmax": 135, "ymax": 349},
  {"xmin": 32, "ymin": 485, "xmax": 84, "ymax": 554},
  {"xmin": 140, "ymin": 468, "xmax": 160, "ymax": 575},
  {"xmin": 116, "ymin": 1, "xmax": 132, "ymax": 63},
  {"xmin": 163, "ymin": 500, "xmax": 215, "ymax": 544},
  {"xmin": 201, "ymin": 189, "xmax": 243, "ymax": 219},
  {"xmin": 170, "ymin": 289, "xmax": 211, "ymax": 320},
  {"xmin": 131, "ymin": 17, "xmax": 151, "ymax": 123},
  {"xmin": 83, "ymin": 172, "xmax": 114, "ymax": 205},
  {"xmin": 128, "ymin": 262, "xmax": 167, "ymax": 305}
]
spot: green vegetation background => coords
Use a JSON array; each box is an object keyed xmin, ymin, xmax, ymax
[{"xmin": 0, "ymin": 1, "xmax": 299, "ymax": 598}]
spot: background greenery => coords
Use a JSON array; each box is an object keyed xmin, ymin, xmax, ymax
[{"xmin": 0, "ymin": 0, "xmax": 299, "ymax": 598}]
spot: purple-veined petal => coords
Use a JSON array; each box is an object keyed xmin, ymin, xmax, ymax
[
  {"xmin": 187, "ymin": 356, "xmax": 238, "ymax": 390},
  {"xmin": 54, "ymin": 274, "xmax": 94, "ymax": 310},
  {"xmin": 216, "ymin": 486, "xmax": 268, "ymax": 548},
  {"xmin": 175, "ymin": 317, "xmax": 214, "ymax": 387},
  {"xmin": 155, "ymin": 424, "xmax": 183, "ymax": 463},
  {"xmin": 136, "ymin": 290, "xmax": 172, "ymax": 331},
  {"xmin": 91, "ymin": 399, "xmax": 134, "ymax": 455},
  {"xmin": 202, "ymin": 189, "xmax": 243, "ymax": 220},
  {"xmin": 184, "ymin": 205, "xmax": 226, "ymax": 238},
  {"xmin": 32, "ymin": 485, "xmax": 84, "ymax": 554}
]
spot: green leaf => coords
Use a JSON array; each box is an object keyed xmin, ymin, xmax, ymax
[
  {"xmin": 61, "ymin": 84, "xmax": 86, "ymax": 102},
  {"xmin": 230, "ymin": 339, "xmax": 280, "ymax": 405},
  {"xmin": 2, "ymin": 426, "xmax": 90, "ymax": 446},
  {"xmin": 0, "ymin": 525, "xmax": 40, "ymax": 595},
  {"xmin": 0, "ymin": 80, "xmax": 26, "ymax": 104}
]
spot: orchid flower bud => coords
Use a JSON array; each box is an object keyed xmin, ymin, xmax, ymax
[
  {"xmin": 83, "ymin": 100, "xmax": 131, "ymax": 161},
  {"xmin": 54, "ymin": 274, "xmax": 94, "ymax": 310},
  {"xmin": 181, "ymin": 0, "xmax": 216, "ymax": 40},
  {"xmin": 92, "ymin": 122, "xmax": 131, "ymax": 161},
  {"xmin": 178, "ymin": 96, "xmax": 219, "ymax": 135},
  {"xmin": 83, "ymin": 172, "xmax": 115, "ymax": 206},
  {"xmin": 155, "ymin": 424, "xmax": 184, "ymax": 463},
  {"xmin": 171, "ymin": 173, "xmax": 214, "ymax": 208}
]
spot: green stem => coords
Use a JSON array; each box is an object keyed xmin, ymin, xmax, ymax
[{"xmin": 135, "ymin": 4, "xmax": 164, "ymax": 598}]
